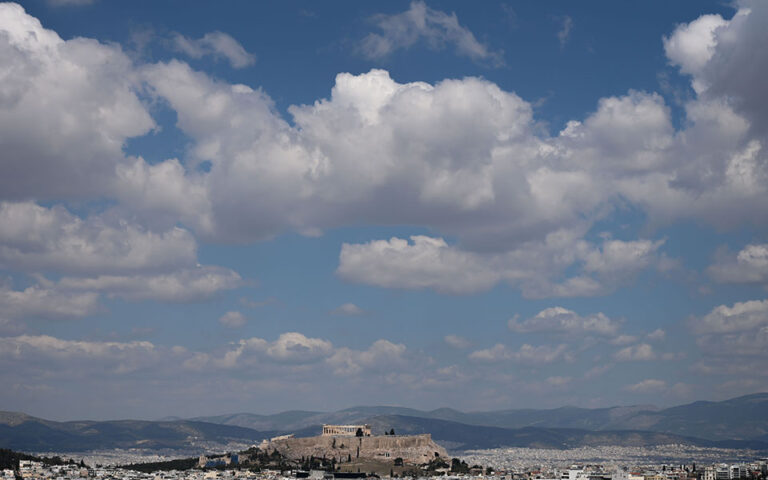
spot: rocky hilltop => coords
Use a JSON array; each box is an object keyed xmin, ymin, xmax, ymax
[{"xmin": 261, "ymin": 434, "xmax": 448, "ymax": 464}]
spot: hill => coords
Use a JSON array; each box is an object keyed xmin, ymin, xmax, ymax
[
  {"xmin": 262, "ymin": 432, "xmax": 448, "ymax": 464},
  {"xmin": 192, "ymin": 410, "xmax": 323, "ymax": 432},
  {"xmin": 640, "ymin": 393, "xmax": 768, "ymax": 440},
  {"xmin": 191, "ymin": 407, "xmax": 428, "ymax": 432},
  {"xmin": 0, "ymin": 412, "xmax": 274, "ymax": 452},
  {"xmin": 4, "ymin": 393, "xmax": 768, "ymax": 453},
  {"xmin": 362, "ymin": 415, "xmax": 768, "ymax": 451},
  {"xmin": 194, "ymin": 393, "xmax": 768, "ymax": 442}
]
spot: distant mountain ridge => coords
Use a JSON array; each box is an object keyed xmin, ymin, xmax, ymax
[
  {"xmin": 3, "ymin": 393, "xmax": 768, "ymax": 453},
  {"xmin": 0, "ymin": 412, "xmax": 276, "ymax": 452},
  {"xmin": 192, "ymin": 392, "xmax": 768, "ymax": 442},
  {"xmin": 362, "ymin": 414, "xmax": 768, "ymax": 451}
]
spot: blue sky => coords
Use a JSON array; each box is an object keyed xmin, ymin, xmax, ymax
[{"xmin": 1, "ymin": 0, "xmax": 768, "ymax": 421}]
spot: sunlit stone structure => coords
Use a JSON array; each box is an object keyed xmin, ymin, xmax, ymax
[{"xmin": 321, "ymin": 424, "xmax": 372, "ymax": 436}]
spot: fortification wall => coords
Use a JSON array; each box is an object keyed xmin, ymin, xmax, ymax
[{"xmin": 262, "ymin": 434, "xmax": 447, "ymax": 465}]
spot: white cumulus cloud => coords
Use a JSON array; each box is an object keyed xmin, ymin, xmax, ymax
[
  {"xmin": 360, "ymin": 1, "xmax": 503, "ymax": 65},
  {"xmin": 508, "ymin": 307, "xmax": 622, "ymax": 337},
  {"xmin": 690, "ymin": 299, "xmax": 768, "ymax": 334},
  {"xmin": 0, "ymin": 282, "xmax": 99, "ymax": 320},
  {"xmin": 172, "ymin": 31, "xmax": 255, "ymax": 69},
  {"xmin": 0, "ymin": 3, "xmax": 154, "ymax": 200},
  {"xmin": 613, "ymin": 343, "xmax": 656, "ymax": 362},
  {"xmin": 709, "ymin": 243, "xmax": 768, "ymax": 285},
  {"xmin": 337, "ymin": 234, "xmax": 665, "ymax": 298},
  {"xmin": 0, "ymin": 202, "xmax": 198, "ymax": 275}
]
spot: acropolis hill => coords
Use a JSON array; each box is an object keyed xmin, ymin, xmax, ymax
[{"xmin": 259, "ymin": 424, "xmax": 448, "ymax": 465}]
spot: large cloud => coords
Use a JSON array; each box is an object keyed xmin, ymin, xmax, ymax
[
  {"xmin": 336, "ymin": 235, "xmax": 501, "ymax": 294},
  {"xmin": 0, "ymin": 282, "xmax": 99, "ymax": 319},
  {"xmin": 337, "ymin": 234, "xmax": 664, "ymax": 297},
  {"xmin": 2, "ymin": 3, "xmax": 766, "ymax": 244},
  {"xmin": 664, "ymin": 14, "xmax": 728, "ymax": 83},
  {"xmin": 0, "ymin": 5, "xmax": 246, "ymax": 312},
  {"xmin": 0, "ymin": 3, "xmax": 154, "ymax": 200},
  {"xmin": 139, "ymin": 64, "xmax": 562, "ymax": 246},
  {"xmin": 0, "ymin": 200, "xmax": 240, "ymax": 307},
  {"xmin": 0, "ymin": 1, "xmax": 766, "ymax": 337},
  {"xmin": 112, "ymin": 158, "xmax": 212, "ymax": 234},
  {"xmin": 667, "ymin": 1, "xmax": 768, "ymax": 132},
  {"xmin": 689, "ymin": 299, "xmax": 768, "ymax": 335},
  {"xmin": 0, "ymin": 202, "xmax": 198, "ymax": 275},
  {"xmin": 4, "ymin": 3, "xmax": 767, "ymax": 270},
  {"xmin": 690, "ymin": 299, "xmax": 768, "ymax": 377},
  {"xmin": 137, "ymin": 60, "xmax": 766, "ymax": 295},
  {"xmin": 6, "ymin": 1, "xmax": 768, "ymax": 415}
]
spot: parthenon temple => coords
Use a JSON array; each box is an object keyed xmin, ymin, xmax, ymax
[{"xmin": 321, "ymin": 424, "xmax": 372, "ymax": 436}]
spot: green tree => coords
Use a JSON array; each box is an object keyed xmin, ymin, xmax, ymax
[
  {"xmin": 425, "ymin": 457, "xmax": 448, "ymax": 471},
  {"xmin": 450, "ymin": 458, "xmax": 469, "ymax": 474}
]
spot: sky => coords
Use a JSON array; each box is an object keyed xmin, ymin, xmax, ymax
[{"xmin": 1, "ymin": 0, "xmax": 767, "ymax": 421}]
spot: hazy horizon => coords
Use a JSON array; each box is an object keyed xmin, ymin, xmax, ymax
[{"xmin": 6, "ymin": 391, "xmax": 767, "ymax": 424}]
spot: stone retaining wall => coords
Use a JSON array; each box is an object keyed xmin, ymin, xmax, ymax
[{"xmin": 262, "ymin": 434, "xmax": 448, "ymax": 465}]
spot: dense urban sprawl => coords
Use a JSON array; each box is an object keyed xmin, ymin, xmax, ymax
[{"xmin": 4, "ymin": 447, "xmax": 767, "ymax": 480}]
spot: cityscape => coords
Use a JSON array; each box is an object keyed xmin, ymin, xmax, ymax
[
  {"xmin": 3, "ymin": 409, "xmax": 768, "ymax": 480},
  {"xmin": 4, "ymin": 438, "xmax": 768, "ymax": 480}
]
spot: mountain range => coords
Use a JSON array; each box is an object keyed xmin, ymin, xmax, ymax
[
  {"xmin": 0, "ymin": 411, "xmax": 277, "ymax": 452},
  {"xmin": 2, "ymin": 393, "xmax": 767, "ymax": 453},
  {"xmin": 190, "ymin": 392, "xmax": 768, "ymax": 442}
]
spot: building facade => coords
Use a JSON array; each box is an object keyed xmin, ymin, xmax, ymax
[{"xmin": 321, "ymin": 424, "xmax": 372, "ymax": 436}]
